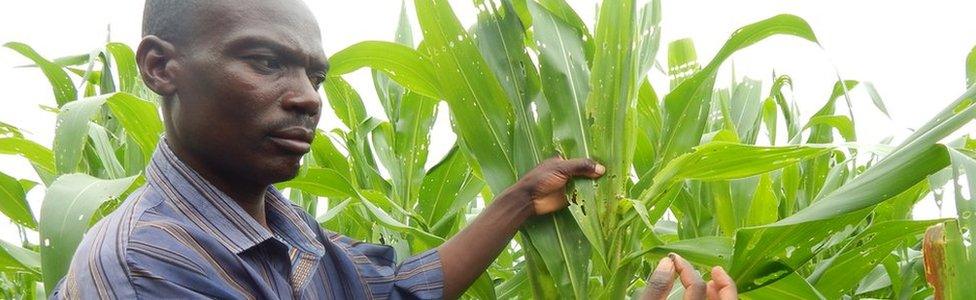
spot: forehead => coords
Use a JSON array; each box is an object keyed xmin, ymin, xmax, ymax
[{"xmin": 194, "ymin": 0, "xmax": 325, "ymax": 58}]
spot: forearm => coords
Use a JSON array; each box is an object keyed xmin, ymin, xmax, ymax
[{"xmin": 438, "ymin": 187, "xmax": 532, "ymax": 299}]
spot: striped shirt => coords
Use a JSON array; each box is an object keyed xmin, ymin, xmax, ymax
[{"xmin": 51, "ymin": 142, "xmax": 444, "ymax": 299}]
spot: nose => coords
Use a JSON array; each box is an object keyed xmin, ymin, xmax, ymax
[{"xmin": 281, "ymin": 75, "xmax": 322, "ymax": 117}]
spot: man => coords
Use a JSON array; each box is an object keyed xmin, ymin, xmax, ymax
[{"xmin": 53, "ymin": 0, "xmax": 736, "ymax": 299}]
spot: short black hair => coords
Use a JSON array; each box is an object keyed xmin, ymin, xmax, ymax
[{"xmin": 142, "ymin": 0, "xmax": 206, "ymax": 46}]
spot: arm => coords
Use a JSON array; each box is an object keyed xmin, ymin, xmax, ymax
[{"xmin": 437, "ymin": 157, "xmax": 606, "ymax": 299}]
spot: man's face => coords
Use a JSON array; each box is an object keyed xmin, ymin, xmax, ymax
[{"xmin": 166, "ymin": 0, "xmax": 327, "ymax": 185}]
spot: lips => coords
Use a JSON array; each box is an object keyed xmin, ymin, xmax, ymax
[{"xmin": 268, "ymin": 126, "xmax": 314, "ymax": 154}]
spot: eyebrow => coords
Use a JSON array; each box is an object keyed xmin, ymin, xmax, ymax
[{"xmin": 226, "ymin": 35, "xmax": 329, "ymax": 72}]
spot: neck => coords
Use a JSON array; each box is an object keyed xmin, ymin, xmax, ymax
[{"xmin": 165, "ymin": 138, "xmax": 271, "ymax": 229}]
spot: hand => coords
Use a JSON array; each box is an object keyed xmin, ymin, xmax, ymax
[
  {"xmin": 642, "ymin": 253, "xmax": 738, "ymax": 300},
  {"xmin": 509, "ymin": 156, "xmax": 605, "ymax": 216},
  {"xmin": 438, "ymin": 156, "xmax": 604, "ymax": 298}
]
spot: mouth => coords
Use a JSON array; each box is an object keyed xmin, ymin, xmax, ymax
[{"xmin": 268, "ymin": 126, "xmax": 314, "ymax": 155}]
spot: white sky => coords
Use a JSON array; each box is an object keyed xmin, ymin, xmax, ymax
[{"xmin": 1, "ymin": 0, "xmax": 974, "ymax": 244}]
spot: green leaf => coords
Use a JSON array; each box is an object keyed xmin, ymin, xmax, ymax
[
  {"xmin": 727, "ymin": 78, "xmax": 764, "ymax": 144},
  {"xmin": 277, "ymin": 168, "xmax": 357, "ymax": 199},
  {"xmin": 640, "ymin": 142, "xmax": 831, "ymax": 240},
  {"xmin": 371, "ymin": 0, "xmax": 414, "ymax": 121},
  {"xmin": 805, "ymin": 115, "xmax": 856, "ymax": 142},
  {"xmin": 417, "ymin": 146, "xmax": 483, "ymax": 236},
  {"xmin": 323, "ymin": 77, "xmax": 368, "ymax": 131},
  {"xmin": 967, "ymin": 44, "xmax": 976, "ymax": 88},
  {"xmin": 762, "ymin": 97, "xmax": 778, "ymax": 144},
  {"xmin": 528, "ymin": 3, "xmax": 606, "ymax": 263},
  {"xmin": 946, "ymin": 147, "xmax": 976, "ymax": 256},
  {"xmin": 587, "ymin": 0, "xmax": 639, "ymax": 202},
  {"xmin": 710, "ymin": 181, "xmax": 737, "ymax": 236},
  {"xmin": 854, "ymin": 265, "xmax": 892, "ymax": 295},
  {"xmin": 655, "ymin": 142, "xmax": 832, "ymax": 184},
  {"xmin": 328, "ymin": 41, "xmax": 442, "ymax": 99},
  {"xmin": 87, "ymin": 123, "xmax": 125, "ymax": 179},
  {"xmin": 519, "ymin": 211, "xmax": 590, "ymax": 299},
  {"xmin": 345, "ymin": 118, "xmax": 391, "ymax": 193},
  {"xmin": 529, "ymin": 0, "xmax": 591, "ymax": 160},
  {"xmin": 0, "ymin": 137, "xmax": 56, "ymax": 184},
  {"xmin": 104, "ymin": 43, "xmax": 140, "ymax": 94},
  {"xmin": 667, "ymin": 39, "xmax": 700, "ymax": 88},
  {"xmin": 861, "ymin": 82, "xmax": 891, "ymax": 119},
  {"xmin": 658, "ymin": 14, "xmax": 819, "ymax": 170},
  {"xmin": 357, "ymin": 190, "xmax": 444, "ymax": 250},
  {"xmin": 105, "ymin": 94, "xmax": 163, "ymax": 164},
  {"xmin": 634, "ymin": 81, "xmax": 662, "ymax": 176},
  {"xmin": 4, "ymin": 42, "xmax": 77, "ymax": 106},
  {"xmin": 54, "ymin": 96, "xmax": 107, "ymax": 175},
  {"xmin": 634, "ymin": 0, "xmax": 662, "ymax": 83},
  {"xmin": 585, "ymin": 0, "xmax": 646, "ymax": 296},
  {"xmin": 0, "ymin": 239, "xmax": 41, "ymax": 276},
  {"xmin": 54, "ymin": 93, "xmax": 161, "ymax": 175},
  {"xmin": 39, "ymin": 174, "xmax": 138, "ymax": 293},
  {"xmin": 475, "ymin": 0, "xmax": 545, "ymax": 174},
  {"xmin": 535, "ymin": 0, "xmax": 594, "ymax": 58},
  {"xmin": 389, "ymin": 93, "xmax": 437, "ymax": 206},
  {"xmin": 649, "ymin": 236, "xmax": 732, "ymax": 268},
  {"xmin": 0, "ymin": 171, "xmax": 36, "ymax": 229},
  {"xmin": 47, "ymin": 54, "xmax": 91, "ymax": 67},
  {"xmin": 767, "ymin": 75, "xmax": 799, "ymax": 141},
  {"xmin": 0, "ymin": 122, "xmax": 23, "ymax": 138},
  {"xmin": 740, "ymin": 273, "xmax": 826, "ymax": 300},
  {"xmin": 415, "ymin": 0, "xmax": 518, "ymax": 193},
  {"xmin": 310, "ymin": 130, "xmax": 351, "ymax": 175},
  {"xmin": 730, "ymin": 86, "xmax": 976, "ymax": 292},
  {"xmin": 315, "ymin": 199, "xmax": 352, "ymax": 224},
  {"xmin": 810, "ymin": 219, "xmax": 943, "ymax": 298},
  {"xmin": 788, "ymin": 89, "xmax": 976, "ymax": 224},
  {"xmin": 745, "ymin": 174, "xmax": 778, "ymax": 227},
  {"xmin": 807, "ymin": 80, "xmax": 858, "ymax": 143}
]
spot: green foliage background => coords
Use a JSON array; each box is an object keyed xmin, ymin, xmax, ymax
[{"xmin": 1, "ymin": 0, "xmax": 976, "ymax": 299}]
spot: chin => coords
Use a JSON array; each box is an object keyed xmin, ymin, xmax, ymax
[{"xmin": 264, "ymin": 157, "xmax": 303, "ymax": 183}]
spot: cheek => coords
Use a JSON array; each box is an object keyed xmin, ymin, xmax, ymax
[
  {"xmin": 215, "ymin": 64, "xmax": 276, "ymax": 112},
  {"xmin": 190, "ymin": 62, "xmax": 280, "ymax": 129},
  {"xmin": 174, "ymin": 61, "xmax": 280, "ymax": 153}
]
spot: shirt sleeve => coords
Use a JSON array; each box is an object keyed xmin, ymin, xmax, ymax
[
  {"xmin": 326, "ymin": 232, "xmax": 445, "ymax": 299},
  {"xmin": 390, "ymin": 249, "xmax": 444, "ymax": 299},
  {"xmin": 50, "ymin": 212, "xmax": 138, "ymax": 299}
]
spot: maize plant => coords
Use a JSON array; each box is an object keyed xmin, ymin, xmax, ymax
[
  {"xmin": 2, "ymin": 0, "xmax": 976, "ymax": 299},
  {"xmin": 327, "ymin": 0, "xmax": 976, "ymax": 298}
]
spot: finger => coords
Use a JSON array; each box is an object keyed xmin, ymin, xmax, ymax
[
  {"xmin": 558, "ymin": 158, "xmax": 606, "ymax": 179},
  {"xmin": 542, "ymin": 155, "xmax": 565, "ymax": 164},
  {"xmin": 706, "ymin": 281, "xmax": 719, "ymax": 300},
  {"xmin": 533, "ymin": 193, "xmax": 568, "ymax": 214},
  {"xmin": 642, "ymin": 257, "xmax": 676, "ymax": 300},
  {"xmin": 669, "ymin": 253, "xmax": 706, "ymax": 300},
  {"xmin": 709, "ymin": 266, "xmax": 734, "ymax": 287},
  {"xmin": 710, "ymin": 266, "xmax": 737, "ymax": 300}
]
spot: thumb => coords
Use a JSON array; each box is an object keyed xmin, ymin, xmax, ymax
[
  {"xmin": 558, "ymin": 158, "xmax": 606, "ymax": 179},
  {"xmin": 642, "ymin": 257, "xmax": 676, "ymax": 300}
]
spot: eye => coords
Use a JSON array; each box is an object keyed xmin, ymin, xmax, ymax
[
  {"xmin": 309, "ymin": 72, "xmax": 326, "ymax": 89},
  {"xmin": 247, "ymin": 55, "xmax": 284, "ymax": 72}
]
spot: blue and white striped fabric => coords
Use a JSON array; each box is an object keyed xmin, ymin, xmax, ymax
[{"xmin": 51, "ymin": 141, "xmax": 443, "ymax": 299}]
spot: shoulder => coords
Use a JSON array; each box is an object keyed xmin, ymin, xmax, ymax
[{"xmin": 56, "ymin": 186, "xmax": 162, "ymax": 298}]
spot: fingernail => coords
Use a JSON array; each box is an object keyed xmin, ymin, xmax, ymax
[
  {"xmin": 667, "ymin": 252, "xmax": 677, "ymax": 259},
  {"xmin": 594, "ymin": 164, "xmax": 606, "ymax": 175},
  {"xmin": 656, "ymin": 257, "xmax": 674, "ymax": 271}
]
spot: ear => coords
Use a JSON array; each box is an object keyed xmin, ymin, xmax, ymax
[{"xmin": 136, "ymin": 35, "xmax": 180, "ymax": 96}]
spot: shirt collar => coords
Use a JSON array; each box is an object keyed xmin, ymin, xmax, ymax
[{"xmin": 145, "ymin": 140, "xmax": 324, "ymax": 257}]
